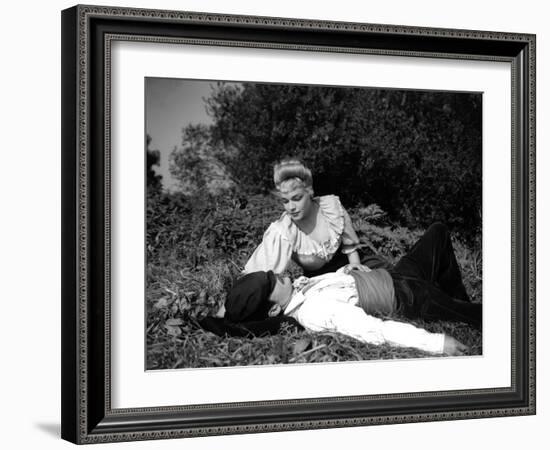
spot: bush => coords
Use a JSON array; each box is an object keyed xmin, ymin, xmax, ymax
[{"xmin": 192, "ymin": 83, "xmax": 482, "ymax": 242}]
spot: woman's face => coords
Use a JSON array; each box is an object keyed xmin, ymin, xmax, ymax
[{"xmin": 277, "ymin": 184, "xmax": 313, "ymax": 222}]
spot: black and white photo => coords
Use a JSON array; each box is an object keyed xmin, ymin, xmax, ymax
[
  {"xmin": 61, "ymin": 6, "xmax": 535, "ymax": 443},
  {"xmin": 146, "ymin": 79, "xmax": 483, "ymax": 369}
]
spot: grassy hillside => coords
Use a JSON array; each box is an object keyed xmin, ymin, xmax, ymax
[{"xmin": 146, "ymin": 193, "xmax": 482, "ymax": 370}]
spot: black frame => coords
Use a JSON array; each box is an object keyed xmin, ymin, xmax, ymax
[{"xmin": 61, "ymin": 4, "xmax": 536, "ymax": 444}]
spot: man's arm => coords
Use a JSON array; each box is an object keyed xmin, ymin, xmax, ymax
[{"xmin": 297, "ymin": 299, "xmax": 459, "ymax": 354}]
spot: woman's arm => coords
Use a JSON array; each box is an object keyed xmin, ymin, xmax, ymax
[
  {"xmin": 344, "ymin": 250, "xmax": 371, "ymax": 272},
  {"xmin": 243, "ymin": 222, "xmax": 293, "ymax": 274},
  {"xmin": 338, "ymin": 202, "xmax": 372, "ymax": 272},
  {"xmin": 340, "ymin": 207, "xmax": 361, "ymax": 254},
  {"xmin": 347, "ymin": 250, "xmax": 361, "ymax": 265}
]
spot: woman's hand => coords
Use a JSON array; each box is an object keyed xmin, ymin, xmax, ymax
[
  {"xmin": 442, "ymin": 335, "xmax": 468, "ymax": 356},
  {"xmin": 345, "ymin": 250, "xmax": 370, "ymax": 273},
  {"xmin": 343, "ymin": 263, "xmax": 371, "ymax": 274},
  {"xmin": 292, "ymin": 276, "xmax": 311, "ymax": 291}
]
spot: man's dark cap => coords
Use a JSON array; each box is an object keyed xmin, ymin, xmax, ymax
[{"xmin": 225, "ymin": 271, "xmax": 276, "ymax": 322}]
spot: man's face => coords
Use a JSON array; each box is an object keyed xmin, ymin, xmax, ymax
[{"xmin": 269, "ymin": 274, "xmax": 293, "ymax": 308}]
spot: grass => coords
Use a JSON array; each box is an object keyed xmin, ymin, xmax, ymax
[{"xmin": 146, "ymin": 192, "xmax": 482, "ymax": 370}]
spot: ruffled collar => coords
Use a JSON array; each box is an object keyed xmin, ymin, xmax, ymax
[{"xmin": 279, "ymin": 195, "xmax": 345, "ymax": 258}]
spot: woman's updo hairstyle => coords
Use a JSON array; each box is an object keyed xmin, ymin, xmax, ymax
[{"xmin": 273, "ymin": 159, "xmax": 313, "ymax": 194}]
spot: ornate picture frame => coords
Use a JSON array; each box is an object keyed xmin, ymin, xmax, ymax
[{"xmin": 61, "ymin": 4, "xmax": 535, "ymax": 444}]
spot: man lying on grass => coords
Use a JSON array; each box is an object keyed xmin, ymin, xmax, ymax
[{"xmin": 205, "ymin": 223, "xmax": 481, "ymax": 356}]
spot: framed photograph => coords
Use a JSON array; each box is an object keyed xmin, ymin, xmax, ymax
[{"xmin": 61, "ymin": 4, "xmax": 536, "ymax": 444}]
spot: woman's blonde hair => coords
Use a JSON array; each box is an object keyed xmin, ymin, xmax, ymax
[{"xmin": 273, "ymin": 159, "xmax": 313, "ymax": 192}]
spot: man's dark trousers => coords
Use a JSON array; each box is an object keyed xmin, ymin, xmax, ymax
[{"xmin": 390, "ymin": 222, "xmax": 482, "ymax": 329}]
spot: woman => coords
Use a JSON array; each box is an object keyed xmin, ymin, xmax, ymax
[{"xmin": 244, "ymin": 159, "xmax": 387, "ymax": 277}]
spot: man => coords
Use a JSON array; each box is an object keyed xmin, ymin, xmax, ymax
[{"xmin": 206, "ymin": 223, "xmax": 481, "ymax": 356}]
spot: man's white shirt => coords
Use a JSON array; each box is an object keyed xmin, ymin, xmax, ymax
[{"xmin": 284, "ymin": 270, "xmax": 445, "ymax": 354}]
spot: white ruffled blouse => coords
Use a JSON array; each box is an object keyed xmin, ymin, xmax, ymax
[{"xmin": 244, "ymin": 195, "xmax": 361, "ymax": 274}]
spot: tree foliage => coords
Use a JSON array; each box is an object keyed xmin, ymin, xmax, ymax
[
  {"xmin": 169, "ymin": 124, "xmax": 235, "ymax": 195},
  {"xmin": 201, "ymin": 82, "xmax": 481, "ymax": 240},
  {"xmin": 146, "ymin": 134, "xmax": 162, "ymax": 192}
]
